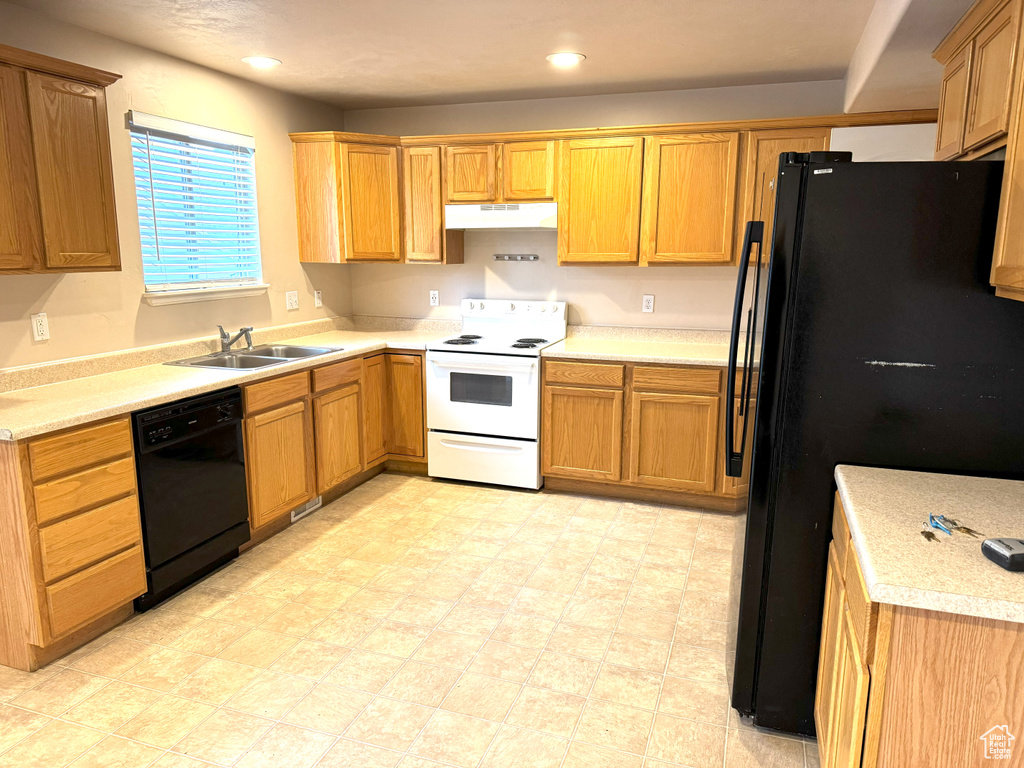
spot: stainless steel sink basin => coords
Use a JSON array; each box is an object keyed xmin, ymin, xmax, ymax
[
  {"xmin": 165, "ymin": 344, "xmax": 336, "ymax": 371},
  {"xmin": 243, "ymin": 345, "xmax": 335, "ymax": 359},
  {"xmin": 168, "ymin": 354, "xmax": 288, "ymax": 370}
]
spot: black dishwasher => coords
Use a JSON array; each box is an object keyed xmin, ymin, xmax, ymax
[{"xmin": 133, "ymin": 387, "xmax": 250, "ymax": 610}]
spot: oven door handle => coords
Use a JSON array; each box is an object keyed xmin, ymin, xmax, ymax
[
  {"xmin": 429, "ymin": 359, "xmax": 537, "ymax": 374},
  {"xmin": 437, "ymin": 438, "xmax": 526, "ymax": 454}
]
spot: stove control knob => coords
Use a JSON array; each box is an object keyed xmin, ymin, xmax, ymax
[
  {"xmin": 539, "ymin": 305, "xmax": 547, "ymax": 312},
  {"xmin": 468, "ymin": 301, "xmax": 475, "ymax": 310},
  {"xmin": 510, "ymin": 303, "xmax": 516, "ymax": 311},
  {"xmin": 479, "ymin": 301, "xmax": 485, "ymax": 309}
]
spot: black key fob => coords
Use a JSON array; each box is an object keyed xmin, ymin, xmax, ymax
[{"xmin": 982, "ymin": 538, "xmax": 1024, "ymax": 572}]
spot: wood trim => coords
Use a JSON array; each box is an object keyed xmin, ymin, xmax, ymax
[
  {"xmin": 861, "ymin": 602, "xmax": 893, "ymax": 768},
  {"xmin": 289, "ymin": 131, "xmax": 401, "ymax": 146},
  {"xmin": 0, "ymin": 43, "xmax": 121, "ymax": 86},
  {"xmin": 543, "ymin": 476, "xmax": 745, "ymax": 512},
  {"xmin": 397, "ymin": 110, "xmax": 938, "ymax": 147},
  {"xmin": 29, "ymin": 602, "xmax": 133, "ymax": 671}
]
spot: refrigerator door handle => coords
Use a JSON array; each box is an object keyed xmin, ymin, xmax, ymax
[{"xmin": 726, "ymin": 220, "xmax": 764, "ymax": 477}]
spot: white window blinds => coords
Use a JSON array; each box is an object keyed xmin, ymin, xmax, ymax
[{"xmin": 129, "ymin": 111, "xmax": 263, "ymax": 292}]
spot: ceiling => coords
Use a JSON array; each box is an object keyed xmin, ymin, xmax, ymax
[{"xmin": 11, "ymin": 0, "xmax": 880, "ymax": 109}]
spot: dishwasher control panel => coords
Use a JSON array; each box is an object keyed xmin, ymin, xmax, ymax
[{"xmin": 137, "ymin": 388, "xmax": 243, "ymax": 447}]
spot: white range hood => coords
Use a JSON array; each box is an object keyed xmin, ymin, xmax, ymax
[{"xmin": 444, "ymin": 202, "xmax": 557, "ymax": 230}]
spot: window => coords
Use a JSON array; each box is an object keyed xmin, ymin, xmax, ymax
[{"xmin": 129, "ymin": 111, "xmax": 264, "ymax": 297}]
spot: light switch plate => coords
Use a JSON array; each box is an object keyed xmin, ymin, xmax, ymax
[
  {"xmin": 314, "ymin": 290, "xmax": 323, "ymax": 308},
  {"xmin": 286, "ymin": 291, "xmax": 299, "ymax": 311},
  {"xmin": 642, "ymin": 294, "xmax": 655, "ymax": 313},
  {"xmin": 31, "ymin": 312, "xmax": 49, "ymax": 341},
  {"xmin": 429, "ymin": 290, "xmax": 440, "ymax": 307}
]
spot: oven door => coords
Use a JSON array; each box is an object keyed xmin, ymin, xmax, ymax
[{"xmin": 426, "ymin": 351, "xmax": 540, "ymax": 440}]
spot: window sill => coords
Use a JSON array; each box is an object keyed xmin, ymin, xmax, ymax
[{"xmin": 142, "ymin": 284, "xmax": 270, "ymax": 306}]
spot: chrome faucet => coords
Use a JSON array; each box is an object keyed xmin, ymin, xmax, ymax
[{"xmin": 218, "ymin": 325, "xmax": 254, "ymax": 353}]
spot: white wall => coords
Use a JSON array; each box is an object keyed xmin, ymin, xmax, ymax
[
  {"xmin": 343, "ymin": 80, "xmax": 847, "ymax": 136},
  {"xmin": 350, "ymin": 231, "xmax": 741, "ymax": 329},
  {"xmin": 0, "ymin": 1, "xmax": 350, "ymax": 369}
]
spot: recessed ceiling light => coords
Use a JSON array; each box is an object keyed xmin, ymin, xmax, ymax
[
  {"xmin": 242, "ymin": 56, "xmax": 282, "ymax": 70},
  {"xmin": 546, "ymin": 52, "xmax": 586, "ymax": 68}
]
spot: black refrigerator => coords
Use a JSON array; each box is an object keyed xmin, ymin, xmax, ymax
[{"xmin": 725, "ymin": 152, "xmax": 1024, "ymax": 736}]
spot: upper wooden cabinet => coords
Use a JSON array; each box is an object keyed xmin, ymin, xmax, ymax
[
  {"xmin": 501, "ymin": 140, "xmax": 558, "ymax": 201},
  {"xmin": 741, "ymin": 127, "xmax": 831, "ymax": 257},
  {"xmin": 291, "ymin": 134, "xmax": 402, "ymax": 263},
  {"xmin": 402, "ymin": 146, "xmax": 464, "ymax": 264},
  {"xmin": 443, "ymin": 140, "xmax": 557, "ymax": 203},
  {"xmin": 0, "ymin": 47, "xmax": 120, "ymax": 274},
  {"xmin": 934, "ymin": 0, "xmax": 1022, "ymax": 159},
  {"xmin": 557, "ymin": 136, "xmax": 644, "ymax": 264},
  {"xmin": 640, "ymin": 132, "xmax": 741, "ymax": 265},
  {"xmin": 445, "ymin": 144, "xmax": 496, "ymax": 202}
]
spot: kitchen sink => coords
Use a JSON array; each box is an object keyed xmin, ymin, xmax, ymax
[
  {"xmin": 243, "ymin": 345, "xmax": 335, "ymax": 359},
  {"xmin": 166, "ymin": 344, "xmax": 337, "ymax": 371}
]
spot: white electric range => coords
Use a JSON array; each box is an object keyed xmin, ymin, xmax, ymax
[{"xmin": 425, "ymin": 299, "xmax": 567, "ymax": 489}]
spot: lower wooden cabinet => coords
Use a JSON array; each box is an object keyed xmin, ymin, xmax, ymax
[
  {"xmin": 245, "ymin": 399, "xmax": 315, "ymax": 529},
  {"xmin": 628, "ymin": 391, "xmax": 719, "ymax": 492},
  {"xmin": 386, "ymin": 353, "xmax": 425, "ymax": 457},
  {"xmin": 541, "ymin": 358, "xmax": 749, "ymax": 506},
  {"xmin": 313, "ymin": 382, "xmax": 363, "ymax": 494},
  {"xmin": 541, "ymin": 384, "xmax": 623, "ymax": 481},
  {"xmin": 363, "ymin": 355, "xmax": 389, "ymax": 464},
  {"xmin": 0, "ymin": 417, "xmax": 146, "ymax": 671}
]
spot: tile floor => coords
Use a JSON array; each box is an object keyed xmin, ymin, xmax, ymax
[{"xmin": 0, "ymin": 473, "xmax": 820, "ymax": 768}]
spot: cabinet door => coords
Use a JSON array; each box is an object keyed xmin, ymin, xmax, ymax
[
  {"xmin": 403, "ymin": 146, "xmax": 444, "ymax": 262},
  {"xmin": 640, "ymin": 133, "xmax": 740, "ymax": 265},
  {"xmin": 341, "ymin": 143, "xmax": 401, "ymax": 261},
  {"xmin": 965, "ymin": 3, "xmax": 1018, "ymax": 150},
  {"xmin": 25, "ymin": 72, "xmax": 119, "ymax": 270},
  {"xmin": 314, "ymin": 383, "xmax": 363, "ymax": 494},
  {"xmin": 935, "ymin": 44, "xmax": 973, "ymax": 160},
  {"xmin": 294, "ymin": 140, "xmax": 343, "ymax": 263},
  {"xmin": 445, "ymin": 144, "xmax": 496, "ymax": 202},
  {"xmin": 831, "ymin": 607, "xmax": 870, "ymax": 768},
  {"xmin": 245, "ymin": 400, "xmax": 314, "ymax": 529},
  {"xmin": 743, "ymin": 128, "xmax": 831, "ymax": 258},
  {"xmin": 501, "ymin": 140, "xmax": 557, "ymax": 201},
  {"xmin": 362, "ymin": 355, "xmax": 388, "ymax": 465},
  {"xmin": 387, "ymin": 354, "xmax": 424, "ymax": 457},
  {"xmin": 628, "ymin": 391, "xmax": 719, "ymax": 492},
  {"xmin": 815, "ymin": 543, "xmax": 845, "ymax": 767},
  {"xmin": 0, "ymin": 64, "xmax": 42, "ymax": 271},
  {"xmin": 557, "ymin": 137, "xmax": 644, "ymax": 264},
  {"xmin": 541, "ymin": 385, "xmax": 623, "ymax": 481}
]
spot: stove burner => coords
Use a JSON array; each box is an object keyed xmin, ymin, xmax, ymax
[
  {"xmin": 511, "ymin": 342, "xmax": 536, "ymax": 348},
  {"xmin": 516, "ymin": 338, "xmax": 547, "ymax": 344},
  {"xmin": 444, "ymin": 338, "xmax": 477, "ymax": 345},
  {"xmin": 459, "ymin": 334, "xmax": 482, "ymax": 339}
]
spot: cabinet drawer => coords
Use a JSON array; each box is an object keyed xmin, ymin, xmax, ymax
[
  {"xmin": 545, "ymin": 361, "xmax": 624, "ymax": 387},
  {"xmin": 45, "ymin": 545, "xmax": 146, "ymax": 638},
  {"xmin": 313, "ymin": 358, "xmax": 362, "ymax": 393},
  {"xmin": 832, "ymin": 494, "xmax": 851, "ymax": 576},
  {"xmin": 34, "ymin": 456, "xmax": 136, "ymax": 525},
  {"xmin": 633, "ymin": 366, "xmax": 722, "ymax": 394},
  {"xmin": 843, "ymin": 543, "xmax": 876, "ymax": 662},
  {"xmin": 29, "ymin": 419, "xmax": 132, "ymax": 481},
  {"xmin": 243, "ymin": 371, "xmax": 310, "ymax": 413},
  {"xmin": 38, "ymin": 495, "xmax": 141, "ymax": 583}
]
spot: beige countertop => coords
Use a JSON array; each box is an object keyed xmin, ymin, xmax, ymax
[
  {"xmin": 0, "ymin": 329, "xmax": 437, "ymax": 442},
  {"xmin": 835, "ymin": 465, "xmax": 1024, "ymax": 624},
  {"xmin": 542, "ymin": 337, "xmax": 731, "ymax": 366}
]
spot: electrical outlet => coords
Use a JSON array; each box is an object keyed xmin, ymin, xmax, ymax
[
  {"xmin": 429, "ymin": 290, "xmax": 439, "ymax": 307},
  {"xmin": 30, "ymin": 312, "xmax": 49, "ymax": 341},
  {"xmin": 286, "ymin": 291, "xmax": 299, "ymax": 311},
  {"xmin": 642, "ymin": 294, "xmax": 655, "ymax": 313},
  {"xmin": 314, "ymin": 290, "xmax": 323, "ymax": 308}
]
